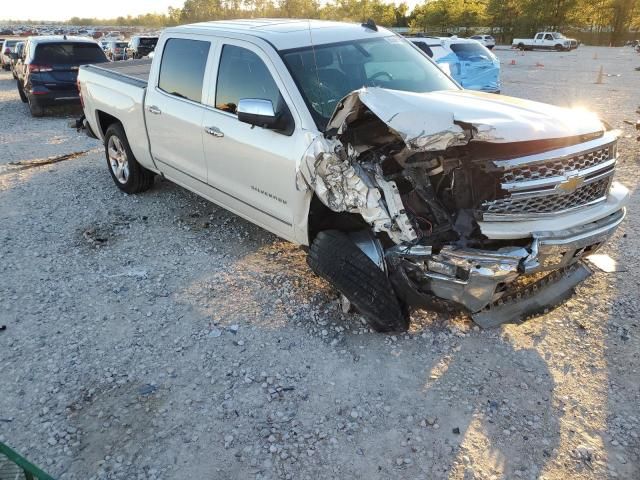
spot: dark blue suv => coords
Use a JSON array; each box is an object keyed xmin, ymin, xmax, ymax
[{"xmin": 16, "ymin": 36, "xmax": 109, "ymax": 117}]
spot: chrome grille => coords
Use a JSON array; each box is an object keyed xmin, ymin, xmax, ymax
[
  {"xmin": 502, "ymin": 146, "xmax": 611, "ymax": 183},
  {"xmin": 480, "ymin": 134, "xmax": 617, "ymax": 221},
  {"xmin": 481, "ymin": 177, "xmax": 611, "ymax": 215}
]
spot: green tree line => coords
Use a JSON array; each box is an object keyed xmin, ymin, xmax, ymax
[{"xmin": 68, "ymin": 0, "xmax": 640, "ymax": 45}]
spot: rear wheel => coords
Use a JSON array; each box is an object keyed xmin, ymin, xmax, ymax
[
  {"xmin": 104, "ymin": 123, "xmax": 155, "ymax": 194},
  {"xmin": 17, "ymin": 81, "xmax": 27, "ymax": 102},
  {"xmin": 518, "ymin": 43, "xmax": 525, "ymax": 50},
  {"xmin": 308, "ymin": 230, "xmax": 409, "ymax": 333},
  {"xmin": 27, "ymin": 96, "xmax": 44, "ymax": 117}
]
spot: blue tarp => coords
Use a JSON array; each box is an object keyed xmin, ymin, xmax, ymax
[{"xmin": 436, "ymin": 50, "xmax": 501, "ymax": 93}]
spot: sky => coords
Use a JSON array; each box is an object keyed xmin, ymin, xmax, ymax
[
  {"xmin": 1, "ymin": 0, "xmax": 183, "ymax": 22},
  {"xmin": 1, "ymin": 0, "xmax": 422, "ymax": 22}
]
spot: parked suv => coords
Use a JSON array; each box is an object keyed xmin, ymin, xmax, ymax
[
  {"xmin": 105, "ymin": 40, "xmax": 129, "ymax": 61},
  {"xmin": 1, "ymin": 39, "xmax": 20, "ymax": 70},
  {"xmin": 10, "ymin": 41, "xmax": 24, "ymax": 79},
  {"xmin": 128, "ymin": 36, "xmax": 158, "ymax": 59},
  {"xmin": 469, "ymin": 34, "xmax": 495, "ymax": 49},
  {"xmin": 16, "ymin": 36, "xmax": 108, "ymax": 117}
]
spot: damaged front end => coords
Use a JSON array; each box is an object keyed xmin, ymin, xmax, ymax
[{"xmin": 298, "ymin": 87, "xmax": 629, "ymax": 327}]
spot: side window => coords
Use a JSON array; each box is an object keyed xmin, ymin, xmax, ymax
[
  {"xmin": 535, "ymin": 34, "xmax": 543, "ymax": 40},
  {"xmin": 545, "ymin": 34, "xmax": 554, "ymax": 41},
  {"xmin": 158, "ymin": 38, "xmax": 210, "ymax": 103},
  {"xmin": 215, "ymin": 44, "xmax": 281, "ymax": 115}
]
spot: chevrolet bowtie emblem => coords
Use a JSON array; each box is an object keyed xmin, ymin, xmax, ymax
[{"xmin": 556, "ymin": 172, "xmax": 584, "ymax": 194}]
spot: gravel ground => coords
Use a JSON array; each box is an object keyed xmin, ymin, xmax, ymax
[{"xmin": 0, "ymin": 46, "xmax": 638, "ymax": 480}]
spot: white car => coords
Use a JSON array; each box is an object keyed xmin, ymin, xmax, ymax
[
  {"xmin": 410, "ymin": 36, "xmax": 501, "ymax": 93},
  {"xmin": 75, "ymin": 19, "xmax": 628, "ymax": 332},
  {"xmin": 469, "ymin": 34, "xmax": 495, "ymax": 49}
]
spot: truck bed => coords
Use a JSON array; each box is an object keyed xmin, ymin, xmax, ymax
[{"xmin": 84, "ymin": 59, "xmax": 151, "ymax": 87}]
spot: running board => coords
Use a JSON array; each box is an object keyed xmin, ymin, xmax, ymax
[{"xmin": 472, "ymin": 262, "xmax": 592, "ymax": 328}]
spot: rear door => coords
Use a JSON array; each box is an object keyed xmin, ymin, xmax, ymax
[
  {"xmin": 144, "ymin": 35, "xmax": 215, "ymax": 181},
  {"xmin": 31, "ymin": 42, "xmax": 108, "ymax": 91}
]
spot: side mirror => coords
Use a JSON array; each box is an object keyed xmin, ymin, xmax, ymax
[{"xmin": 237, "ymin": 98, "xmax": 280, "ymax": 129}]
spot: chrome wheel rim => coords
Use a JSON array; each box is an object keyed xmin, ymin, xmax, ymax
[{"xmin": 107, "ymin": 136, "xmax": 129, "ymax": 184}]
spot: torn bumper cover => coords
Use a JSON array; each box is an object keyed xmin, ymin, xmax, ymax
[{"xmin": 389, "ymin": 208, "xmax": 625, "ymax": 325}]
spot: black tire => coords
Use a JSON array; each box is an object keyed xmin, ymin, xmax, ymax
[
  {"xmin": 104, "ymin": 123, "xmax": 154, "ymax": 194},
  {"xmin": 308, "ymin": 230, "xmax": 409, "ymax": 333},
  {"xmin": 554, "ymin": 44, "xmax": 563, "ymax": 51},
  {"xmin": 17, "ymin": 81, "xmax": 27, "ymax": 102},
  {"xmin": 518, "ymin": 43, "xmax": 525, "ymax": 50},
  {"xmin": 27, "ymin": 96, "xmax": 44, "ymax": 117}
]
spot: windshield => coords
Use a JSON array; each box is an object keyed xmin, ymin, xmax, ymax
[
  {"xmin": 281, "ymin": 36, "xmax": 457, "ymax": 130},
  {"xmin": 552, "ymin": 33, "xmax": 565, "ymax": 39},
  {"xmin": 449, "ymin": 43, "xmax": 493, "ymax": 61}
]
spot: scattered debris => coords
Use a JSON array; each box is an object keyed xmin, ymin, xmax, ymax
[
  {"xmin": 586, "ymin": 254, "xmax": 626, "ymax": 272},
  {"xmin": 137, "ymin": 384, "xmax": 157, "ymax": 396},
  {"xmin": 82, "ymin": 228, "xmax": 108, "ymax": 246},
  {"xmin": 1, "ymin": 150, "xmax": 93, "ymax": 174}
]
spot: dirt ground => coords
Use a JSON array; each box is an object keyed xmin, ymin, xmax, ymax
[{"xmin": 0, "ymin": 45, "xmax": 639, "ymax": 480}]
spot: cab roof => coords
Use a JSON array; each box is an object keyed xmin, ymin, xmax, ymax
[{"xmin": 168, "ymin": 19, "xmax": 395, "ymax": 51}]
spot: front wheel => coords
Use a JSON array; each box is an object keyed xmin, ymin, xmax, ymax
[
  {"xmin": 104, "ymin": 123, "xmax": 155, "ymax": 194},
  {"xmin": 307, "ymin": 230, "xmax": 409, "ymax": 333}
]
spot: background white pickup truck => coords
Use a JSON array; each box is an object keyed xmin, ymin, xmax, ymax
[
  {"xmin": 77, "ymin": 19, "xmax": 627, "ymax": 332},
  {"xmin": 512, "ymin": 32, "xmax": 579, "ymax": 51}
]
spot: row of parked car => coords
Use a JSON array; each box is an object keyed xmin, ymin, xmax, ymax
[
  {"xmin": 1, "ymin": 32, "xmax": 500, "ymax": 118},
  {"xmin": 98, "ymin": 36, "xmax": 159, "ymax": 61}
]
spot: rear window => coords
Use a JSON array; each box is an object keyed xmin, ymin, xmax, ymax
[
  {"xmin": 115, "ymin": 43, "xmax": 128, "ymax": 49},
  {"xmin": 5, "ymin": 40, "xmax": 18, "ymax": 48},
  {"xmin": 139, "ymin": 38, "xmax": 158, "ymax": 47},
  {"xmin": 449, "ymin": 43, "xmax": 491, "ymax": 61},
  {"xmin": 158, "ymin": 38, "xmax": 210, "ymax": 103},
  {"xmin": 34, "ymin": 42, "xmax": 107, "ymax": 64}
]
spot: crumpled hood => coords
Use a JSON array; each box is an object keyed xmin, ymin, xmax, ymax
[{"xmin": 327, "ymin": 87, "xmax": 605, "ymax": 152}]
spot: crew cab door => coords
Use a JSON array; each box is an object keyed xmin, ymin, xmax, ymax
[
  {"xmin": 144, "ymin": 35, "xmax": 215, "ymax": 181},
  {"xmin": 200, "ymin": 40, "xmax": 309, "ymax": 241},
  {"xmin": 534, "ymin": 33, "xmax": 544, "ymax": 45}
]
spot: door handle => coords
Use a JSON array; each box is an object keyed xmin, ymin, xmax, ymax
[
  {"xmin": 205, "ymin": 126, "xmax": 224, "ymax": 138},
  {"xmin": 147, "ymin": 105, "xmax": 162, "ymax": 115}
]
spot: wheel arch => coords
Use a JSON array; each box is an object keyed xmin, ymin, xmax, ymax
[
  {"xmin": 96, "ymin": 110, "xmax": 121, "ymax": 139},
  {"xmin": 306, "ymin": 193, "xmax": 370, "ymax": 246}
]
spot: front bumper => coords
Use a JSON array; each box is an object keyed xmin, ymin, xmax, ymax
[{"xmin": 390, "ymin": 207, "xmax": 626, "ymax": 326}]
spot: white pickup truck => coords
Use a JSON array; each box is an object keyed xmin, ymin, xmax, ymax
[
  {"xmin": 512, "ymin": 32, "xmax": 579, "ymax": 51},
  {"xmin": 76, "ymin": 19, "xmax": 628, "ymax": 332}
]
